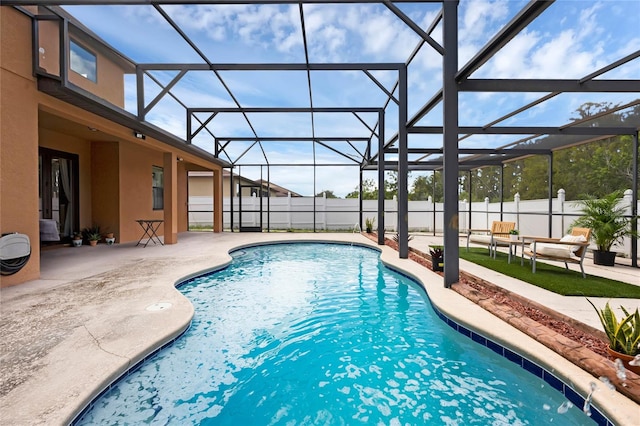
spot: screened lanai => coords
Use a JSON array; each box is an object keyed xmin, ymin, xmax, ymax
[{"xmin": 6, "ymin": 0, "xmax": 639, "ymax": 286}]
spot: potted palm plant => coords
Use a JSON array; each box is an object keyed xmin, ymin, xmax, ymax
[
  {"xmin": 571, "ymin": 190, "xmax": 635, "ymax": 266},
  {"xmin": 587, "ymin": 299, "xmax": 640, "ymax": 374}
]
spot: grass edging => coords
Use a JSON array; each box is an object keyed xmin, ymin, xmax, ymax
[{"xmin": 459, "ymin": 248, "xmax": 640, "ymax": 298}]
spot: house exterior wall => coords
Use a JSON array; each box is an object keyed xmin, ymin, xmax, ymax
[
  {"xmin": 66, "ymin": 39, "xmax": 127, "ymax": 107},
  {"xmin": 1, "ymin": 8, "xmax": 41, "ymax": 286},
  {"xmin": 36, "ymin": 14, "xmax": 128, "ymax": 107},
  {"xmin": 189, "ymin": 175, "xmax": 214, "ymax": 197},
  {"xmin": 189, "ymin": 173, "xmax": 278, "ymax": 198},
  {"xmin": 119, "ymin": 143, "xmax": 165, "ymax": 242},
  {"xmin": 1, "ymin": 7, "xmax": 223, "ymax": 287},
  {"xmin": 91, "ymin": 141, "xmax": 120, "ymax": 239}
]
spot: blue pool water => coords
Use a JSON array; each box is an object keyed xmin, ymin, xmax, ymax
[{"xmin": 76, "ymin": 243, "xmax": 598, "ymax": 424}]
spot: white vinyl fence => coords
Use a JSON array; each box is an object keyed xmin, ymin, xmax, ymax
[{"xmin": 188, "ymin": 189, "xmax": 638, "ymax": 255}]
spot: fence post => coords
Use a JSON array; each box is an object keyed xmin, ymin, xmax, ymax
[
  {"xmin": 485, "ymin": 197, "xmax": 490, "ymax": 229},
  {"xmin": 623, "ymin": 188, "xmax": 633, "ymax": 205},
  {"xmin": 428, "ymin": 195, "xmax": 434, "ymax": 235},
  {"xmin": 252, "ymin": 193, "xmax": 257, "ymax": 226},
  {"xmin": 321, "ymin": 192, "xmax": 327, "ymax": 231},
  {"xmin": 557, "ymin": 188, "xmax": 565, "ymax": 234},
  {"xmin": 287, "ymin": 192, "xmax": 292, "ymax": 229},
  {"xmin": 461, "ymin": 199, "xmax": 467, "ymax": 232},
  {"xmin": 393, "ymin": 195, "xmax": 398, "ymax": 232},
  {"xmin": 623, "ymin": 189, "xmax": 634, "ymax": 261},
  {"xmin": 514, "ymin": 192, "xmax": 520, "ymax": 231}
]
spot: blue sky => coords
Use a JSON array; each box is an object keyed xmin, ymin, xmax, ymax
[{"xmin": 64, "ymin": 0, "xmax": 640, "ymax": 197}]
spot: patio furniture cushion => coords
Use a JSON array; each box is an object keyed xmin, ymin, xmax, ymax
[
  {"xmin": 523, "ymin": 227, "xmax": 592, "ymax": 278},
  {"xmin": 559, "ymin": 234, "xmax": 588, "ymax": 252},
  {"xmin": 39, "ymin": 219, "xmax": 60, "ymax": 242},
  {"xmin": 530, "ymin": 242, "xmax": 574, "ymax": 258}
]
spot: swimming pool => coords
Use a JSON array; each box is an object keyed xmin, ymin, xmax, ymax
[{"xmin": 75, "ymin": 242, "xmax": 602, "ymax": 424}]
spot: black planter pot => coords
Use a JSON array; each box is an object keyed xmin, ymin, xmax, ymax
[
  {"xmin": 432, "ymin": 255, "xmax": 444, "ymax": 272},
  {"xmin": 593, "ymin": 250, "xmax": 616, "ymax": 266}
]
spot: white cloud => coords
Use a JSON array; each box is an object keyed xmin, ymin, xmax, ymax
[{"xmin": 460, "ymin": 0, "xmax": 509, "ymax": 43}]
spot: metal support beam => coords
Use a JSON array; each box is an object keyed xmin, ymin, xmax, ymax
[
  {"xmin": 138, "ymin": 62, "xmax": 404, "ymax": 71},
  {"xmin": 632, "ymin": 132, "xmax": 638, "ymax": 268},
  {"xmin": 6, "ymin": 0, "xmax": 446, "ymax": 4},
  {"xmin": 215, "ymin": 137, "xmax": 371, "ymax": 141},
  {"xmin": 397, "ymin": 65, "xmax": 409, "ymax": 259},
  {"xmin": 229, "ymin": 169, "xmax": 235, "ymax": 232},
  {"xmin": 442, "ymin": 0, "xmax": 459, "ymax": 288},
  {"xmin": 359, "ymin": 168, "xmax": 364, "ymax": 232},
  {"xmin": 191, "ymin": 107, "xmax": 382, "ymax": 113},
  {"xmin": 432, "ymin": 171, "xmax": 437, "ymax": 236},
  {"xmin": 410, "ymin": 126, "xmax": 635, "ymax": 136},
  {"xmin": 548, "ymin": 153, "xmax": 553, "ymax": 237},
  {"xmin": 459, "ymin": 79, "xmax": 639, "ymax": 93},
  {"xmin": 378, "ymin": 110, "xmax": 385, "ymax": 245},
  {"xmin": 468, "ymin": 170, "xmax": 472, "ymax": 231},
  {"xmin": 500, "ymin": 165, "xmax": 504, "ymax": 220}
]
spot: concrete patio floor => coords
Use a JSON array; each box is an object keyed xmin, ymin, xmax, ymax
[{"xmin": 1, "ymin": 231, "xmax": 638, "ymax": 425}]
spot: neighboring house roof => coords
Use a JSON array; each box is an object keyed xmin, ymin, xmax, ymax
[
  {"xmin": 255, "ymin": 179, "xmax": 302, "ymax": 197},
  {"xmin": 189, "ymin": 171, "xmax": 300, "ymax": 196}
]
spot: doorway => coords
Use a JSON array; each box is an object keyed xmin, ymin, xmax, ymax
[
  {"xmin": 238, "ymin": 184, "xmax": 263, "ymax": 232},
  {"xmin": 39, "ymin": 147, "xmax": 79, "ymax": 244}
]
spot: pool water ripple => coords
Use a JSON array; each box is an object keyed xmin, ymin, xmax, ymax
[{"xmin": 76, "ymin": 243, "xmax": 595, "ymax": 425}]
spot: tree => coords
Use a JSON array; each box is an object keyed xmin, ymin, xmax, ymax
[
  {"xmin": 481, "ymin": 101, "xmax": 638, "ymax": 201},
  {"xmin": 385, "ymin": 171, "xmax": 399, "ymax": 199},
  {"xmin": 409, "ymin": 175, "xmax": 431, "ymax": 200},
  {"xmin": 466, "ymin": 166, "xmax": 502, "ymax": 202},
  {"xmin": 315, "ymin": 190, "xmax": 339, "ymax": 198},
  {"xmin": 345, "ymin": 179, "xmax": 378, "ymax": 200}
]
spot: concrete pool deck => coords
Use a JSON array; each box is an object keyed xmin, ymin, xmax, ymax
[{"xmin": 1, "ymin": 232, "xmax": 638, "ymax": 425}]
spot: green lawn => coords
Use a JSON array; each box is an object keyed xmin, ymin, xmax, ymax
[{"xmin": 459, "ymin": 248, "xmax": 640, "ymax": 298}]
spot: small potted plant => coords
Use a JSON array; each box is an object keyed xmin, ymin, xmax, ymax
[
  {"xmin": 587, "ymin": 299, "xmax": 640, "ymax": 374},
  {"xmin": 82, "ymin": 225, "xmax": 101, "ymax": 247},
  {"xmin": 509, "ymin": 229, "xmax": 519, "ymax": 241},
  {"xmin": 104, "ymin": 232, "xmax": 115, "ymax": 245},
  {"xmin": 429, "ymin": 245, "xmax": 444, "ymax": 272},
  {"xmin": 72, "ymin": 232, "xmax": 83, "ymax": 247},
  {"xmin": 365, "ymin": 217, "xmax": 375, "ymax": 233}
]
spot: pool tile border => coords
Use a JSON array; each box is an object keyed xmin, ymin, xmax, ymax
[
  {"xmin": 431, "ymin": 304, "xmax": 612, "ymax": 426},
  {"xmin": 71, "ymin": 321, "xmax": 192, "ymax": 425}
]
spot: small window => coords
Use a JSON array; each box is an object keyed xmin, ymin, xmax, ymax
[
  {"xmin": 152, "ymin": 166, "xmax": 164, "ymax": 210},
  {"xmin": 70, "ymin": 40, "xmax": 97, "ymax": 82}
]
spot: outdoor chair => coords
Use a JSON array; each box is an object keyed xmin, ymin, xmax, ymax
[
  {"xmin": 522, "ymin": 227, "xmax": 592, "ymax": 278},
  {"xmin": 466, "ymin": 221, "xmax": 516, "ymax": 257}
]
